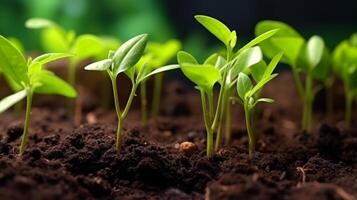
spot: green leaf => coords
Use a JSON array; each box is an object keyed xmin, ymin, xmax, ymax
[
  {"xmin": 230, "ymin": 47, "xmax": 262, "ymax": 80},
  {"xmin": 256, "ymin": 98, "xmax": 274, "ymax": 104},
  {"xmin": 25, "ymin": 18, "xmax": 55, "ymax": 29},
  {"xmin": 0, "ymin": 35, "xmax": 28, "ymax": 84},
  {"xmin": 248, "ymin": 74, "xmax": 278, "ymax": 97},
  {"xmin": 0, "ymin": 90, "xmax": 27, "ymax": 113},
  {"xmin": 84, "ymin": 59, "xmax": 112, "ymax": 71},
  {"xmin": 177, "ymin": 51, "xmax": 198, "ymax": 65},
  {"xmin": 263, "ymin": 52, "xmax": 283, "ymax": 78},
  {"xmin": 136, "ymin": 64, "xmax": 179, "ymax": 83},
  {"xmin": 204, "ymin": 53, "xmax": 218, "ymax": 65},
  {"xmin": 237, "ymin": 73, "xmax": 253, "ymax": 99},
  {"xmin": 238, "ymin": 29, "xmax": 279, "ymax": 54},
  {"xmin": 271, "ymin": 37, "xmax": 304, "ymax": 66},
  {"xmin": 306, "ymin": 36, "xmax": 325, "ymax": 69},
  {"xmin": 72, "ymin": 34, "xmax": 104, "ymax": 61},
  {"xmin": 215, "ymin": 56, "xmax": 227, "ymax": 69},
  {"xmin": 33, "ymin": 71, "xmax": 77, "ymax": 98},
  {"xmin": 312, "ymin": 48, "xmax": 331, "ymax": 81},
  {"xmin": 112, "ymin": 34, "xmax": 148, "ymax": 76},
  {"xmin": 250, "ymin": 61, "xmax": 267, "ymax": 82},
  {"xmin": 8, "ymin": 37, "xmax": 25, "ymax": 54},
  {"xmin": 181, "ymin": 63, "xmax": 221, "ymax": 91},
  {"xmin": 32, "ymin": 53, "xmax": 73, "ymax": 66},
  {"xmin": 255, "ymin": 20, "xmax": 303, "ymax": 65},
  {"xmin": 195, "ymin": 15, "xmax": 232, "ymax": 47},
  {"xmin": 41, "ymin": 27, "xmax": 69, "ymax": 52},
  {"xmin": 146, "ymin": 40, "xmax": 181, "ymax": 68}
]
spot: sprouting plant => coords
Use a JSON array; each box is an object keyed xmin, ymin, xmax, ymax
[
  {"xmin": 0, "ymin": 35, "xmax": 77, "ymax": 155},
  {"xmin": 84, "ymin": 34, "xmax": 179, "ymax": 151},
  {"xmin": 332, "ymin": 33, "xmax": 357, "ymax": 127},
  {"xmin": 237, "ymin": 53, "xmax": 282, "ymax": 157},
  {"xmin": 256, "ymin": 21, "xmax": 331, "ymax": 131},
  {"xmin": 177, "ymin": 15, "xmax": 278, "ymax": 158},
  {"xmin": 25, "ymin": 18, "xmax": 106, "ymax": 87},
  {"xmin": 139, "ymin": 40, "xmax": 181, "ymax": 126}
]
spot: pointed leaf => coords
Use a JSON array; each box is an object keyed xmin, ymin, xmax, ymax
[
  {"xmin": 271, "ymin": 37, "xmax": 304, "ymax": 67},
  {"xmin": 181, "ymin": 63, "xmax": 221, "ymax": 91},
  {"xmin": 73, "ymin": 34, "xmax": 104, "ymax": 61},
  {"xmin": 0, "ymin": 90, "xmax": 27, "ymax": 113},
  {"xmin": 238, "ymin": 29, "xmax": 279, "ymax": 54},
  {"xmin": 112, "ymin": 34, "xmax": 148, "ymax": 76},
  {"xmin": 0, "ymin": 35, "xmax": 28, "ymax": 84},
  {"xmin": 306, "ymin": 35, "xmax": 325, "ymax": 69},
  {"xmin": 231, "ymin": 47, "xmax": 262, "ymax": 79},
  {"xmin": 263, "ymin": 52, "xmax": 283, "ymax": 78},
  {"xmin": 248, "ymin": 74, "xmax": 278, "ymax": 97},
  {"xmin": 250, "ymin": 61, "xmax": 267, "ymax": 82},
  {"xmin": 177, "ymin": 51, "xmax": 198, "ymax": 65},
  {"xmin": 237, "ymin": 73, "xmax": 253, "ymax": 99},
  {"xmin": 204, "ymin": 53, "xmax": 218, "ymax": 65},
  {"xmin": 84, "ymin": 59, "xmax": 112, "ymax": 71},
  {"xmin": 32, "ymin": 53, "xmax": 73, "ymax": 66},
  {"xmin": 137, "ymin": 64, "xmax": 179, "ymax": 83},
  {"xmin": 195, "ymin": 15, "xmax": 232, "ymax": 46}
]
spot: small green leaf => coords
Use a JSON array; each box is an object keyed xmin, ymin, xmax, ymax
[
  {"xmin": 181, "ymin": 63, "xmax": 221, "ymax": 91},
  {"xmin": 230, "ymin": 31, "xmax": 237, "ymax": 48},
  {"xmin": 312, "ymin": 48, "xmax": 331, "ymax": 81},
  {"xmin": 263, "ymin": 52, "xmax": 283, "ymax": 78},
  {"xmin": 195, "ymin": 15, "xmax": 232, "ymax": 47},
  {"xmin": 25, "ymin": 18, "xmax": 55, "ymax": 29},
  {"xmin": 238, "ymin": 29, "xmax": 279, "ymax": 54},
  {"xmin": 0, "ymin": 35, "xmax": 28, "ymax": 84},
  {"xmin": 250, "ymin": 61, "xmax": 267, "ymax": 82},
  {"xmin": 306, "ymin": 35, "xmax": 325, "ymax": 69},
  {"xmin": 41, "ymin": 27, "xmax": 69, "ymax": 52},
  {"xmin": 32, "ymin": 53, "xmax": 73, "ymax": 66},
  {"xmin": 72, "ymin": 34, "xmax": 104, "ymax": 61},
  {"xmin": 84, "ymin": 59, "xmax": 112, "ymax": 71},
  {"xmin": 146, "ymin": 40, "xmax": 181, "ymax": 68},
  {"xmin": 231, "ymin": 47, "xmax": 262, "ymax": 79},
  {"xmin": 112, "ymin": 34, "xmax": 148, "ymax": 76},
  {"xmin": 33, "ymin": 71, "xmax": 77, "ymax": 98},
  {"xmin": 177, "ymin": 51, "xmax": 198, "ymax": 65},
  {"xmin": 215, "ymin": 56, "xmax": 227, "ymax": 69},
  {"xmin": 248, "ymin": 74, "xmax": 278, "ymax": 97},
  {"xmin": 136, "ymin": 64, "xmax": 179, "ymax": 83},
  {"xmin": 271, "ymin": 37, "xmax": 304, "ymax": 66},
  {"xmin": 0, "ymin": 90, "xmax": 27, "ymax": 113},
  {"xmin": 204, "ymin": 53, "xmax": 218, "ymax": 65},
  {"xmin": 237, "ymin": 73, "xmax": 253, "ymax": 99}
]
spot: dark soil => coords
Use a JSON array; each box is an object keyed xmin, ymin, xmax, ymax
[{"xmin": 0, "ymin": 71, "xmax": 356, "ymax": 200}]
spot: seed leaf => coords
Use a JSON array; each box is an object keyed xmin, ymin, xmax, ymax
[
  {"xmin": 32, "ymin": 53, "xmax": 73, "ymax": 66},
  {"xmin": 306, "ymin": 35, "xmax": 325, "ymax": 69},
  {"xmin": 237, "ymin": 73, "xmax": 253, "ymax": 99},
  {"xmin": 181, "ymin": 63, "xmax": 221, "ymax": 91},
  {"xmin": 112, "ymin": 34, "xmax": 148, "ymax": 76},
  {"xmin": 136, "ymin": 64, "xmax": 179, "ymax": 83},
  {"xmin": 0, "ymin": 35, "xmax": 28, "ymax": 84},
  {"xmin": 271, "ymin": 37, "xmax": 304, "ymax": 67},
  {"xmin": 248, "ymin": 74, "xmax": 278, "ymax": 97},
  {"xmin": 33, "ymin": 70, "xmax": 77, "ymax": 98},
  {"xmin": 41, "ymin": 27, "xmax": 69, "ymax": 52},
  {"xmin": 230, "ymin": 47, "xmax": 262, "ymax": 80},
  {"xmin": 73, "ymin": 34, "xmax": 104, "ymax": 61},
  {"xmin": 195, "ymin": 15, "xmax": 232, "ymax": 47},
  {"xmin": 238, "ymin": 29, "xmax": 279, "ymax": 54},
  {"xmin": 0, "ymin": 90, "xmax": 27, "ymax": 113},
  {"xmin": 204, "ymin": 53, "xmax": 219, "ymax": 65},
  {"xmin": 263, "ymin": 52, "xmax": 283, "ymax": 78},
  {"xmin": 84, "ymin": 59, "xmax": 112, "ymax": 71},
  {"xmin": 177, "ymin": 51, "xmax": 198, "ymax": 65},
  {"xmin": 250, "ymin": 61, "xmax": 267, "ymax": 82}
]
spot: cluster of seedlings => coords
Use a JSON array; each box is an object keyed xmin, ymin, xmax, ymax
[{"xmin": 0, "ymin": 15, "xmax": 356, "ymax": 159}]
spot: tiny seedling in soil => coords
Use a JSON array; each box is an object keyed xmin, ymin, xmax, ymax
[
  {"xmin": 178, "ymin": 15, "xmax": 278, "ymax": 158},
  {"xmin": 332, "ymin": 33, "xmax": 357, "ymax": 127},
  {"xmin": 0, "ymin": 35, "xmax": 77, "ymax": 155},
  {"xmin": 256, "ymin": 21, "xmax": 332, "ymax": 132},
  {"xmin": 84, "ymin": 34, "xmax": 179, "ymax": 151}
]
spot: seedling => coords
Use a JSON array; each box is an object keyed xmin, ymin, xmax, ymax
[
  {"xmin": 237, "ymin": 53, "xmax": 282, "ymax": 156},
  {"xmin": 139, "ymin": 40, "xmax": 181, "ymax": 126},
  {"xmin": 0, "ymin": 35, "xmax": 76, "ymax": 155},
  {"xmin": 84, "ymin": 34, "xmax": 179, "ymax": 151},
  {"xmin": 178, "ymin": 15, "xmax": 278, "ymax": 158},
  {"xmin": 332, "ymin": 33, "xmax": 357, "ymax": 127},
  {"xmin": 256, "ymin": 21, "xmax": 331, "ymax": 131},
  {"xmin": 25, "ymin": 18, "xmax": 106, "ymax": 87}
]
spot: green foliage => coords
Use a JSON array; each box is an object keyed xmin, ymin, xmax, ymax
[{"xmin": 0, "ymin": 35, "xmax": 76, "ymax": 155}]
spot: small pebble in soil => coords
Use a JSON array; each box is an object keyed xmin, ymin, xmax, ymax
[
  {"xmin": 178, "ymin": 141, "xmax": 197, "ymax": 156},
  {"xmin": 86, "ymin": 112, "xmax": 98, "ymax": 124}
]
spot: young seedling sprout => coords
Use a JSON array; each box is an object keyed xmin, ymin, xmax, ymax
[
  {"xmin": 237, "ymin": 53, "xmax": 282, "ymax": 157},
  {"xmin": 0, "ymin": 35, "xmax": 77, "ymax": 155},
  {"xmin": 256, "ymin": 21, "xmax": 331, "ymax": 132},
  {"xmin": 140, "ymin": 40, "xmax": 181, "ymax": 126},
  {"xmin": 178, "ymin": 15, "xmax": 278, "ymax": 158},
  {"xmin": 84, "ymin": 34, "xmax": 179, "ymax": 151},
  {"xmin": 332, "ymin": 33, "xmax": 357, "ymax": 127}
]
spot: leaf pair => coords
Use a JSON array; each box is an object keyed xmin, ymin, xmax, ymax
[{"xmin": 0, "ymin": 35, "xmax": 77, "ymax": 113}]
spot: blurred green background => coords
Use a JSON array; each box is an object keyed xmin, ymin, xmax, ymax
[{"xmin": 1, "ymin": 0, "xmax": 356, "ymax": 61}]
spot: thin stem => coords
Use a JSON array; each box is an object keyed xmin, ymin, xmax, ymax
[
  {"xmin": 345, "ymin": 88, "xmax": 353, "ymax": 128},
  {"xmin": 224, "ymin": 96, "xmax": 232, "ymax": 145},
  {"xmin": 121, "ymin": 82, "xmax": 138, "ymax": 119},
  {"xmin": 19, "ymin": 90, "xmax": 33, "ymax": 156},
  {"xmin": 244, "ymin": 102, "xmax": 255, "ymax": 158},
  {"xmin": 140, "ymin": 81, "xmax": 148, "ymax": 127},
  {"xmin": 302, "ymin": 73, "xmax": 313, "ymax": 132},
  {"xmin": 292, "ymin": 68, "xmax": 304, "ymax": 102},
  {"xmin": 110, "ymin": 76, "xmax": 123, "ymax": 151},
  {"xmin": 200, "ymin": 89, "xmax": 214, "ymax": 159},
  {"xmin": 68, "ymin": 59, "xmax": 77, "ymax": 87},
  {"xmin": 151, "ymin": 73, "xmax": 163, "ymax": 117},
  {"xmin": 215, "ymin": 89, "xmax": 228, "ymax": 150}
]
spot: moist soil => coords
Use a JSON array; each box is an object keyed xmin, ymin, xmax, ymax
[{"xmin": 0, "ymin": 71, "xmax": 356, "ymax": 200}]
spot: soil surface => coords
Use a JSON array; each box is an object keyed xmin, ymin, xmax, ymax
[{"xmin": 0, "ymin": 71, "xmax": 356, "ymax": 200}]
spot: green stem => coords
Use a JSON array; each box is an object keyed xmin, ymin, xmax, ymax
[
  {"xmin": 302, "ymin": 73, "xmax": 313, "ymax": 132},
  {"xmin": 200, "ymin": 89, "xmax": 214, "ymax": 159},
  {"xmin": 345, "ymin": 89, "xmax": 353, "ymax": 128},
  {"xmin": 68, "ymin": 59, "xmax": 77, "ymax": 87},
  {"xmin": 215, "ymin": 88, "xmax": 228, "ymax": 150},
  {"xmin": 151, "ymin": 73, "xmax": 163, "ymax": 117},
  {"xmin": 224, "ymin": 89, "xmax": 232, "ymax": 145},
  {"xmin": 292, "ymin": 68, "xmax": 304, "ymax": 102},
  {"xmin": 19, "ymin": 90, "xmax": 33, "ymax": 156},
  {"xmin": 121, "ymin": 82, "xmax": 138, "ymax": 119},
  {"xmin": 110, "ymin": 76, "xmax": 123, "ymax": 151},
  {"xmin": 140, "ymin": 81, "xmax": 148, "ymax": 127},
  {"xmin": 244, "ymin": 102, "xmax": 255, "ymax": 158}
]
